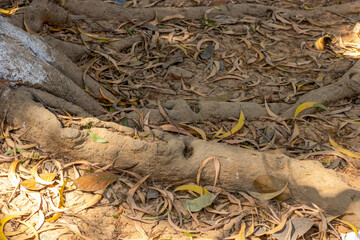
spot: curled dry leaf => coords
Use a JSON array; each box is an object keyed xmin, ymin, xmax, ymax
[
  {"xmin": 30, "ymin": 161, "xmax": 55, "ymax": 186},
  {"xmin": 8, "ymin": 160, "xmax": 21, "ymax": 187},
  {"xmin": 16, "ymin": 220, "xmax": 39, "ymax": 240},
  {"xmin": 249, "ymin": 179, "xmax": 289, "ymax": 201},
  {"xmin": 256, "ymin": 217, "xmax": 288, "ymax": 236},
  {"xmin": 21, "ymin": 173, "xmax": 56, "ymax": 191},
  {"xmin": 196, "ymin": 38, "xmax": 220, "ymax": 51},
  {"xmin": 178, "ymin": 123, "xmax": 207, "ymax": 140},
  {"xmin": 253, "ymin": 175, "xmax": 291, "ymax": 201},
  {"xmin": 161, "ymin": 14, "xmax": 185, "ymax": 22},
  {"xmin": 0, "ymin": 213, "xmax": 27, "ymax": 240},
  {"xmin": 68, "ymin": 194, "xmax": 104, "ymax": 213},
  {"xmin": 197, "ymin": 156, "xmax": 220, "ymax": 188},
  {"xmin": 314, "ymin": 35, "xmax": 332, "ymax": 51}
]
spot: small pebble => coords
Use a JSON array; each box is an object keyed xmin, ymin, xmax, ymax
[{"xmin": 172, "ymin": 82, "xmax": 182, "ymax": 90}]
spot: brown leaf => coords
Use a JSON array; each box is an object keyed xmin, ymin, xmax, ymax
[
  {"xmin": 73, "ymin": 171, "xmax": 118, "ymax": 192},
  {"xmin": 253, "ymin": 175, "xmax": 291, "ymax": 200}
]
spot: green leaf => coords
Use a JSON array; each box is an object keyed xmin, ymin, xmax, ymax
[
  {"xmin": 88, "ymin": 130, "xmax": 108, "ymax": 143},
  {"xmin": 123, "ymin": 118, "xmax": 128, "ymax": 126},
  {"xmin": 313, "ymin": 103, "xmax": 330, "ymax": 112},
  {"xmin": 184, "ymin": 232, "xmax": 196, "ymax": 237},
  {"xmin": 125, "ymin": 27, "xmax": 133, "ymax": 36},
  {"xmin": 182, "ymin": 193, "xmax": 216, "ymax": 212},
  {"xmin": 130, "ymin": 60, "xmax": 144, "ymax": 66},
  {"xmin": 294, "ymin": 102, "xmax": 329, "ymax": 119},
  {"xmin": 5, "ymin": 148, "xmax": 27, "ymax": 155}
]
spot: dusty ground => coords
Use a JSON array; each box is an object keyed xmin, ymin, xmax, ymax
[{"xmin": 0, "ymin": 0, "xmax": 360, "ymax": 239}]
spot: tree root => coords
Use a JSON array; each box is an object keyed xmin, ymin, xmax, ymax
[
  {"xmin": 1, "ymin": 87, "xmax": 360, "ymax": 222},
  {"xmin": 64, "ymin": 0, "xmax": 360, "ymax": 22},
  {"xmin": 281, "ymin": 60, "xmax": 360, "ymax": 118},
  {"xmin": 0, "ymin": 16, "xmax": 114, "ymax": 116}
]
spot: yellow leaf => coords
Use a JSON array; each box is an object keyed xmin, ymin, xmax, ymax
[
  {"xmin": 294, "ymin": 102, "xmax": 329, "ymax": 119},
  {"xmin": 213, "ymin": 127, "xmax": 223, "ymax": 138},
  {"xmin": 30, "ymin": 160, "xmax": 55, "ymax": 185},
  {"xmin": 8, "ymin": 160, "xmax": 20, "ymax": 187},
  {"xmin": 235, "ymin": 222, "xmax": 246, "ymax": 240},
  {"xmin": 294, "ymin": 102, "xmax": 316, "ymax": 118},
  {"xmin": 329, "ymin": 137, "xmax": 360, "ymax": 159},
  {"xmin": 16, "ymin": 221, "xmax": 39, "ymax": 240},
  {"xmin": 256, "ymin": 217, "xmax": 287, "ymax": 236},
  {"xmin": 175, "ymin": 185, "xmax": 209, "ymax": 195},
  {"xmin": 246, "ymin": 217, "xmax": 255, "ymax": 237},
  {"xmin": 0, "ymin": 6, "xmax": 20, "ymax": 16},
  {"xmin": 45, "ymin": 179, "xmax": 68, "ymax": 222},
  {"xmin": 179, "ymin": 124, "xmax": 207, "ymax": 141},
  {"xmin": 21, "ymin": 173, "xmax": 56, "ymax": 190},
  {"xmin": 336, "ymin": 219, "xmax": 358, "ymax": 237},
  {"xmin": 314, "ymin": 35, "xmax": 331, "ymax": 51},
  {"xmin": 0, "ymin": 214, "xmax": 27, "ymax": 240},
  {"xmin": 217, "ymin": 111, "xmax": 245, "ymax": 138}
]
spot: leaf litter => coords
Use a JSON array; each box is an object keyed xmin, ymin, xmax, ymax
[{"xmin": 2, "ymin": 0, "xmax": 360, "ymax": 238}]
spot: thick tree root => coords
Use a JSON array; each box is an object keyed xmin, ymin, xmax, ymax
[
  {"xmin": 0, "ymin": 16, "xmax": 114, "ymax": 116},
  {"xmin": 1, "ymin": 87, "xmax": 360, "ymax": 221},
  {"xmin": 282, "ymin": 60, "xmax": 360, "ymax": 118},
  {"xmin": 64, "ymin": 1, "xmax": 360, "ymax": 22}
]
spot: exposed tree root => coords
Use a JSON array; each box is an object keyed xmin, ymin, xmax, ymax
[
  {"xmin": 64, "ymin": 0, "xmax": 360, "ymax": 22},
  {"xmin": 1, "ymin": 1, "xmax": 360, "ymax": 230},
  {"xmin": 282, "ymin": 60, "xmax": 360, "ymax": 118},
  {"xmin": 0, "ymin": 16, "xmax": 115, "ymax": 116},
  {"xmin": 1, "ymin": 87, "xmax": 360, "ymax": 222}
]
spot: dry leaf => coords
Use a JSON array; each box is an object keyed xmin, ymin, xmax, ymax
[
  {"xmin": 253, "ymin": 175, "xmax": 291, "ymax": 201},
  {"xmin": 73, "ymin": 172, "xmax": 118, "ymax": 192}
]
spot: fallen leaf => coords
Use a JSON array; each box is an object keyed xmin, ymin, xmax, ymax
[
  {"xmin": 314, "ymin": 35, "xmax": 331, "ymax": 51},
  {"xmin": 178, "ymin": 123, "xmax": 207, "ymax": 140},
  {"xmin": 161, "ymin": 14, "xmax": 185, "ymax": 22},
  {"xmin": 182, "ymin": 193, "xmax": 216, "ymax": 212},
  {"xmin": 16, "ymin": 220, "xmax": 39, "ymax": 240},
  {"xmin": 294, "ymin": 102, "xmax": 329, "ymax": 119},
  {"xmin": 0, "ymin": 214, "xmax": 27, "ymax": 239},
  {"xmin": 217, "ymin": 111, "xmax": 245, "ymax": 138},
  {"xmin": 253, "ymin": 175, "xmax": 291, "ymax": 200},
  {"xmin": 329, "ymin": 136, "xmax": 360, "ymax": 159},
  {"xmin": 175, "ymin": 185, "xmax": 210, "ymax": 195},
  {"xmin": 336, "ymin": 219, "xmax": 358, "ymax": 237},
  {"xmin": 272, "ymin": 218, "xmax": 314, "ymax": 240},
  {"xmin": 88, "ymin": 129, "xmax": 108, "ymax": 143},
  {"xmin": 256, "ymin": 217, "xmax": 288, "ymax": 236},
  {"xmin": 249, "ymin": 180, "xmax": 289, "ymax": 201},
  {"xmin": 21, "ymin": 173, "xmax": 56, "ymax": 190},
  {"xmin": 74, "ymin": 172, "xmax": 118, "ymax": 192},
  {"xmin": 235, "ymin": 222, "xmax": 246, "ymax": 240}
]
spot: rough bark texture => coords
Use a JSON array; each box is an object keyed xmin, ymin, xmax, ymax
[{"xmin": 0, "ymin": 16, "xmax": 115, "ymax": 116}]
